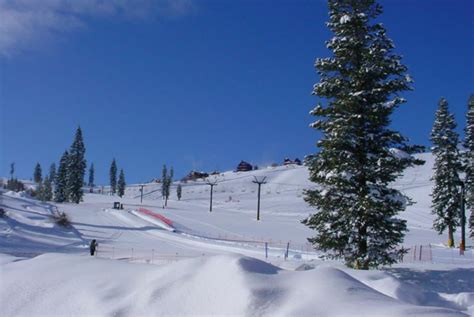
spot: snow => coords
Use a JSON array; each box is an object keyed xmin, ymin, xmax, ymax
[
  {"xmin": 0, "ymin": 253, "xmax": 468, "ymax": 317},
  {"xmin": 340, "ymin": 14, "xmax": 351, "ymax": 24},
  {"xmin": 0, "ymin": 153, "xmax": 473, "ymax": 316}
]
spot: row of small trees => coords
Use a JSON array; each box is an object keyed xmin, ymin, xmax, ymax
[
  {"xmin": 109, "ymin": 159, "xmax": 126, "ymax": 198},
  {"xmin": 430, "ymin": 96, "xmax": 474, "ymax": 247},
  {"xmin": 32, "ymin": 127, "xmax": 87, "ymax": 203}
]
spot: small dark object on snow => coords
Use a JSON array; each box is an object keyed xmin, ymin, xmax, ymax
[
  {"xmin": 113, "ymin": 202, "xmax": 122, "ymax": 210},
  {"xmin": 90, "ymin": 239, "xmax": 98, "ymax": 256}
]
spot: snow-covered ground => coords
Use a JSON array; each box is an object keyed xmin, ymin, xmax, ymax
[{"xmin": 0, "ymin": 153, "xmax": 473, "ymax": 316}]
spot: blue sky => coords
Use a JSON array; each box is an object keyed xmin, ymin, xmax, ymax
[{"xmin": 1, "ymin": 0, "xmax": 473, "ymax": 184}]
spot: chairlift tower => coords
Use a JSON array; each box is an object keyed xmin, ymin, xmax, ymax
[{"xmin": 253, "ymin": 176, "xmax": 267, "ymax": 221}]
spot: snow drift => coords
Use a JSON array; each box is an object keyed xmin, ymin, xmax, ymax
[{"xmin": 0, "ymin": 253, "xmax": 467, "ymax": 317}]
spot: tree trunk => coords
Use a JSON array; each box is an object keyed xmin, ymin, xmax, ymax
[{"xmin": 447, "ymin": 224, "xmax": 454, "ymax": 248}]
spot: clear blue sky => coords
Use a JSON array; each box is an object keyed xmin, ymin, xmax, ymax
[{"xmin": 1, "ymin": 0, "xmax": 473, "ymax": 184}]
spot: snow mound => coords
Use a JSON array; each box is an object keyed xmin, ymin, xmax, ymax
[{"xmin": 0, "ymin": 253, "xmax": 466, "ymax": 317}]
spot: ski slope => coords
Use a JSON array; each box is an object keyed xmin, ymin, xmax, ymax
[{"xmin": 0, "ymin": 153, "xmax": 473, "ymax": 316}]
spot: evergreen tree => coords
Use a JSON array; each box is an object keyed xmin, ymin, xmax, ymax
[
  {"xmin": 34, "ymin": 163, "xmax": 42, "ymax": 183},
  {"xmin": 161, "ymin": 165, "xmax": 168, "ymax": 198},
  {"xmin": 177, "ymin": 183, "xmax": 182, "ymax": 201},
  {"xmin": 117, "ymin": 169, "xmax": 126, "ymax": 198},
  {"xmin": 43, "ymin": 176, "xmax": 53, "ymax": 201},
  {"xmin": 110, "ymin": 159, "xmax": 117, "ymax": 194},
  {"xmin": 430, "ymin": 98, "xmax": 462, "ymax": 247},
  {"xmin": 303, "ymin": 0, "xmax": 423, "ymax": 269},
  {"xmin": 161, "ymin": 165, "xmax": 173, "ymax": 207},
  {"xmin": 37, "ymin": 176, "xmax": 53, "ymax": 202},
  {"xmin": 55, "ymin": 151, "xmax": 69, "ymax": 203},
  {"xmin": 67, "ymin": 127, "xmax": 86, "ymax": 204},
  {"xmin": 88, "ymin": 163, "xmax": 95, "ymax": 191},
  {"xmin": 464, "ymin": 95, "xmax": 474, "ymax": 237},
  {"xmin": 10, "ymin": 162, "xmax": 15, "ymax": 180},
  {"xmin": 36, "ymin": 180, "xmax": 45, "ymax": 200},
  {"xmin": 49, "ymin": 163, "xmax": 57, "ymax": 186}
]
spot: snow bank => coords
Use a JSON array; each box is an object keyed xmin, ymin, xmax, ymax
[{"xmin": 0, "ymin": 253, "xmax": 467, "ymax": 317}]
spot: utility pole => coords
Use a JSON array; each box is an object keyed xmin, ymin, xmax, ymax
[
  {"xmin": 206, "ymin": 178, "xmax": 218, "ymax": 212},
  {"xmin": 253, "ymin": 176, "xmax": 267, "ymax": 221},
  {"xmin": 460, "ymin": 182, "xmax": 466, "ymax": 254},
  {"xmin": 139, "ymin": 184, "xmax": 145, "ymax": 204}
]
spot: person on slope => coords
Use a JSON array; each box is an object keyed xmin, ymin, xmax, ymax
[{"xmin": 90, "ymin": 239, "xmax": 98, "ymax": 256}]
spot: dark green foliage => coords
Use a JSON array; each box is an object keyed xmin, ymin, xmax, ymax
[
  {"xmin": 34, "ymin": 163, "xmax": 42, "ymax": 183},
  {"xmin": 177, "ymin": 183, "xmax": 182, "ymax": 201},
  {"xmin": 55, "ymin": 150, "xmax": 69, "ymax": 203},
  {"xmin": 49, "ymin": 163, "xmax": 57, "ymax": 186},
  {"xmin": 464, "ymin": 95, "xmax": 474, "ymax": 237},
  {"xmin": 67, "ymin": 127, "xmax": 87, "ymax": 204},
  {"xmin": 6, "ymin": 178, "xmax": 25, "ymax": 192},
  {"xmin": 117, "ymin": 169, "xmax": 126, "ymax": 198},
  {"xmin": 10, "ymin": 162, "xmax": 15, "ymax": 180},
  {"xmin": 88, "ymin": 163, "xmax": 95, "ymax": 190},
  {"xmin": 110, "ymin": 159, "xmax": 117, "ymax": 194},
  {"xmin": 44, "ymin": 176, "xmax": 53, "ymax": 201},
  {"xmin": 303, "ymin": 0, "xmax": 423, "ymax": 269},
  {"xmin": 431, "ymin": 98, "xmax": 462, "ymax": 247},
  {"xmin": 161, "ymin": 165, "xmax": 173, "ymax": 207}
]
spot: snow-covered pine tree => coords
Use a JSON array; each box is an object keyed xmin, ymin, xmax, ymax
[
  {"xmin": 10, "ymin": 162, "xmax": 15, "ymax": 180},
  {"xmin": 303, "ymin": 0, "xmax": 424, "ymax": 269},
  {"xmin": 34, "ymin": 163, "xmax": 42, "ymax": 183},
  {"xmin": 55, "ymin": 151, "xmax": 69, "ymax": 203},
  {"xmin": 49, "ymin": 163, "xmax": 56, "ymax": 186},
  {"xmin": 67, "ymin": 127, "xmax": 87, "ymax": 204},
  {"xmin": 110, "ymin": 159, "xmax": 117, "ymax": 194},
  {"xmin": 41, "ymin": 176, "xmax": 53, "ymax": 201},
  {"xmin": 463, "ymin": 94, "xmax": 474, "ymax": 237},
  {"xmin": 177, "ymin": 183, "xmax": 182, "ymax": 201},
  {"xmin": 161, "ymin": 166, "xmax": 173, "ymax": 207},
  {"xmin": 36, "ymin": 179, "xmax": 45, "ymax": 201},
  {"xmin": 430, "ymin": 98, "xmax": 462, "ymax": 247},
  {"xmin": 88, "ymin": 163, "xmax": 95, "ymax": 191},
  {"xmin": 117, "ymin": 169, "xmax": 126, "ymax": 198},
  {"xmin": 161, "ymin": 165, "xmax": 168, "ymax": 198}
]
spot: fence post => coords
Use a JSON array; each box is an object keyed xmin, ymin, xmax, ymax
[
  {"xmin": 429, "ymin": 244, "xmax": 432, "ymax": 263},
  {"xmin": 413, "ymin": 245, "xmax": 417, "ymax": 261},
  {"xmin": 419, "ymin": 245, "xmax": 423, "ymax": 261},
  {"xmin": 285, "ymin": 242, "xmax": 290, "ymax": 260},
  {"xmin": 265, "ymin": 242, "xmax": 268, "ymax": 259}
]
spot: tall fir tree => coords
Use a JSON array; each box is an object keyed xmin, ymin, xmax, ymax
[
  {"xmin": 55, "ymin": 151, "xmax": 69, "ymax": 203},
  {"xmin": 88, "ymin": 163, "xmax": 95, "ymax": 190},
  {"xmin": 38, "ymin": 176, "xmax": 53, "ymax": 202},
  {"xmin": 34, "ymin": 163, "xmax": 42, "ymax": 183},
  {"xmin": 303, "ymin": 0, "xmax": 423, "ymax": 269},
  {"xmin": 117, "ymin": 169, "xmax": 126, "ymax": 198},
  {"xmin": 430, "ymin": 98, "xmax": 462, "ymax": 247},
  {"xmin": 161, "ymin": 165, "xmax": 173, "ymax": 207},
  {"xmin": 110, "ymin": 159, "xmax": 117, "ymax": 194},
  {"xmin": 177, "ymin": 183, "xmax": 182, "ymax": 201},
  {"xmin": 10, "ymin": 162, "xmax": 15, "ymax": 180},
  {"xmin": 161, "ymin": 165, "xmax": 168, "ymax": 198},
  {"xmin": 43, "ymin": 176, "xmax": 53, "ymax": 201},
  {"xmin": 463, "ymin": 94, "xmax": 474, "ymax": 237},
  {"xmin": 49, "ymin": 163, "xmax": 56, "ymax": 186},
  {"xmin": 67, "ymin": 127, "xmax": 87, "ymax": 204}
]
